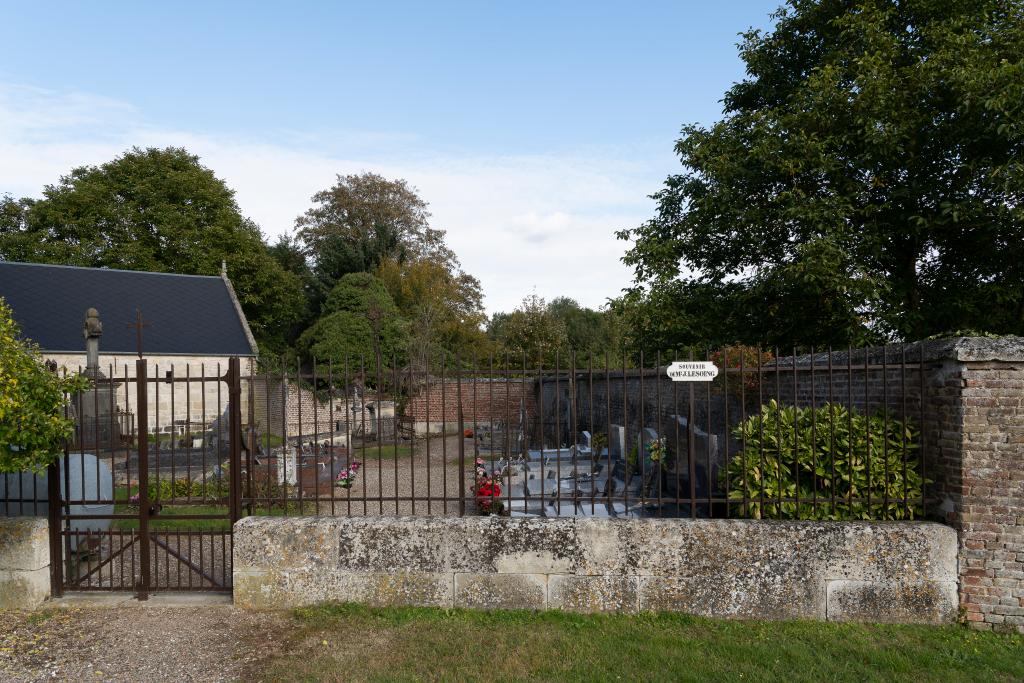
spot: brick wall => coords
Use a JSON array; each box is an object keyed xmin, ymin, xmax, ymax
[
  {"xmin": 940, "ymin": 354, "xmax": 1024, "ymax": 632},
  {"xmin": 405, "ymin": 379, "xmax": 536, "ymax": 432}
]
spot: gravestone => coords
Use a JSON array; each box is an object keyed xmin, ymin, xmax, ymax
[
  {"xmin": 0, "ymin": 454, "xmax": 113, "ymax": 551},
  {"xmin": 76, "ymin": 308, "xmax": 122, "ymax": 450},
  {"xmin": 609, "ymin": 424, "xmax": 626, "ymax": 460}
]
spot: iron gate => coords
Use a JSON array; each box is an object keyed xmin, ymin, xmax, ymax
[{"xmin": 45, "ymin": 357, "xmax": 243, "ymax": 597}]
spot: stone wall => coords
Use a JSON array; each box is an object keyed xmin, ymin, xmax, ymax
[
  {"xmin": 529, "ymin": 339, "xmax": 1023, "ymax": 632},
  {"xmin": 44, "ymin": 353, "xmax": 256, "ymax": 433},
  {"xmin": 0, "ymin": 517, "xmax": 50, "ymax": 609},
  {"xmin": 250, "ymin": 377, "xmax": 395, "ymax": 442},
  {"xmin": 233, "ymin": 516, "xmax": 957, "ymax": 623}
]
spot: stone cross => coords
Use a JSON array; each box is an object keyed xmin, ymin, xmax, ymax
[{"xmin": 82, "ymin": 307, "xmax": 103, "ymax": 375}]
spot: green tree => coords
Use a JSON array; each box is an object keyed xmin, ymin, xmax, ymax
[
  {"xmin": 488, "ymin": 294, "xmax": 569, "ymax": 365},
  {"xmin": 546, "ymin": 297, "xmax": 622, "ymax": 365},
  {"xmin": 297, "ymin": 273, "xmax": 409, "ymax": 370},
  {"xmin": 268, "ymin": 234, "xmax": 318, "ymax": 349},
  {"xmin": 377, "ymin": 257, "xmax": 491, "ymax": 368},
  {"xmin": 0, "ymin": 147, "xmax": 306, "ymax": 355},
  {"xmin": 0, "ymin": 298, "xmax": 89, "ymax": 472},
  {"xmin": 619, "ymin": 0, "xmax": 1024, "ymax": 346},
  {"xmin": 295, "ymin": 173, "xmax": 456, "ymax": 308}
]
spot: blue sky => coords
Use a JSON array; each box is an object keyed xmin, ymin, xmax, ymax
[{"xmin": 0, "ymin": 1, "xmax": 780, "ymax": 312}]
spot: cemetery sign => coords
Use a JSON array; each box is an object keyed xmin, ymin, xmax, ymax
[{"xmin": 667, "ymin": 361, "xmax": 718, "ymax": 382}]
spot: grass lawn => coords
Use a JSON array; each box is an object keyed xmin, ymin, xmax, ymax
[
  {"xmin": 257, "ymin": 603, "xmax": 1024, "ymax": 683},
  {"xmin": 350, "ymin": 443, "xmax": 414, "ymax": 459}
]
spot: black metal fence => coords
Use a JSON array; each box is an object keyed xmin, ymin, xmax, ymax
[
  {"xmin": 0, "ymin": 344, "xmax": 932, "ymax": 599},
  {"xmin": 238, "ymin": 344, "xmax": 928, "ymax": 522}
]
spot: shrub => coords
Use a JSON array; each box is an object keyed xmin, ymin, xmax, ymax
[
  {"xmin": 0, "ymin": 298, "xmax": 90, "ymax": 472},
  {"xmin": 724, "ymin": 400, "xmax": 926, "ymax": 520},
  {"xmin": 145, "ymin": 475, "xmax": 228, "ymax": 501}
]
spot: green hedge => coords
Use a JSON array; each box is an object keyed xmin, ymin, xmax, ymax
[
  {"xmin": 725, "ymin": 400, "xmax": 926, "ymax": 520},
  {"xmin": 145, "ymin": 476, "xmax": 228, "ymax": 501}
]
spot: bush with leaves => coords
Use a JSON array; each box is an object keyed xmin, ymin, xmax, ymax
[
  {"xmin": 725, "ymin": 400, "xmax": 925, "ymax": 520},
  {"xmin": 142, "ymin": 476, "xmax": 228, "ymax": 502},
  {"xmin": 710, "ymin": 345, "xmax": 775, "ymax": 393},
  {"xmin": 0, "ymin": 298, "xmax": 90, "ymax": 473}
]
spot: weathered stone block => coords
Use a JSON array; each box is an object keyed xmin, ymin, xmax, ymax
[
  {"xmin": 447, "ymin": 517, "xmax": 582, "ymax": 574},
  {"xmin": 337, "ymin": 517, "xmax": 450, "ymax": 573},
  {"xmin": 234, "ymin": 568, "xmax": 453, "ymax": 610},
  {"xmin": 455, "ymin": 573, "xmax": 547, "ymax": 610},
  {"xmin": 0, "ymin": 517, "xmax": 49, "ymax": 571},
  {"xmin": 637, "ymin": 574, "xmax": 825, "ymax": 620},
  {"xmin": 826, "ymin": 580, "xmax": 958, "ymax": 624},
  {"xmin": 233, "ymin": 517, "xmax": 338, "ymax": 571},
  {"xmin": 0, "ymin": 567, "xmax": 50, "ymax": 610},
  {"xmin": 548, "ymin": 575, "xmax": 637, "ymax": 613},
  {"xmin": 822, "ymin": 522, "xmax": 958, "ymax": 583}
]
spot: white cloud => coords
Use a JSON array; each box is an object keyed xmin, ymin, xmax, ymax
[{"xmin": 0, "ymin": 83, "xmax": 665, "ymax": 313}]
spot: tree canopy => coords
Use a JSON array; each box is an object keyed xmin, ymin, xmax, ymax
[
  {"xmin": 619, "ymin": 0, "xmax": 1024, "ymax": 349},
  {"xmin": 0, "ymin": 147, "xmax": 305, "ymax": 354},
  {"xmin": 377, "ymin": 257, "xmax": 490, "ymax": 367},
  {"xmin": 488, "ymin": 295, "xmax": 622, "ymax": 365},
  {"xmin": 295, "ymin": 173, "xmax": 457, "ymax": 305},
  {"xmin": 297, "ymin": 272, "xmax": 409, "ymax": 368}
]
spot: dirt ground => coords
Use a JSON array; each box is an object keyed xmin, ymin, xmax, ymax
[{"xmin": 0, "ymin": 604, "xmax": 288, "ymax": 683}]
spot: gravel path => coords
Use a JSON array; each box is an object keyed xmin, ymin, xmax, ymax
[
  {"xmin": 0, "ymin": 605, "xmax": 289, "ymax": 682},
  {"xmin": 269, "ymin": 435, "xmax": 481, "ymax": 517}
]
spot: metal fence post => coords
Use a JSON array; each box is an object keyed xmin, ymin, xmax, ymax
[
  {"xmin": 228, "ymin": 357, "xmax": 243, "ymax": 524},
  {"xmin": 136, "ymin": 358, "xmax": 150, "ymax": 600},
  {"xmin": 46, "ymin": 459, "xmax": 63, "ymax": 597}
]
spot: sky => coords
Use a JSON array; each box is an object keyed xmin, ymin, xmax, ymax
[{"xmin": 0, "ymin": 1, "xmax": 780, "ymax": 314}]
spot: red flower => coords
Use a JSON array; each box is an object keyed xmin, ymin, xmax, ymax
[{"xmin": 476, "ymin": 482, "xmax": 501, "ymax": 499}]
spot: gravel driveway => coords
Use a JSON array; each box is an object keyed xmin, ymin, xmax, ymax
[
  {"xmin": 277, "ymin": 434, "xmax": 481, "ymax": 517},
  {"xmin": 0, "ymin": 603, "xmax": 288, "ymax": 682}
]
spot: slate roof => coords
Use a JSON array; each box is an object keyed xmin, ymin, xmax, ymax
[{"xmin": 0, "ymin": 262, "xmax": 257, "ymax": 356}]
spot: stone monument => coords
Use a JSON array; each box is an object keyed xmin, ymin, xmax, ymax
[{"xmin": 76, "ymin": 308, "xmax": 122, "ymax": 450}]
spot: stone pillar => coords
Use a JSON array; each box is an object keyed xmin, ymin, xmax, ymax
[
  {"xmin": 0, "ymin": 518, "xmax": 50, "ymax": 609},
  {"xmin": 921, "ymin": 338, "xmax": 1024, "ymax": 633}
]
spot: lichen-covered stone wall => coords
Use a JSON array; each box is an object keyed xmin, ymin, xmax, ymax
[
  {"xmin": 0, "ymin": 517, "xmax": 50, "ymax": 609},
  {"xmin": 233, "ymin": 516, "xmax": 957, "ymax": 623}
]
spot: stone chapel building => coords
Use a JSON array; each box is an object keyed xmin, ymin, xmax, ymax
[{"xmin": 0, "ymin": 261, "xmax": 258, "ymax": 436}]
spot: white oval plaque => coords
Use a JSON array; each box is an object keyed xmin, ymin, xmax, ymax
[{"xmin": 667, "ymin": 361, "xmax": 719, "ymax": 381}]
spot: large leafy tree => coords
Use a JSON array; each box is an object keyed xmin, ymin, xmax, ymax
[
  {"xmin": 0, "ymin": 147, "xmax": 306, "ymax": 354},
  {"xmin": 297, "ymin": 272, "xmax": 409, "ymax": 370},
  {"xmin": 376, "ymin": 257, "xmax": 490, "ymax": 367},
  {"xmin": 620, "ymin": 0, "xmax": 1024, "ymax": 346},
  {"xmin": 295, "ymin": 173, "xmax": 456, "ymax": 307},
  {"xmin": 488, "ymin": 294, "xmax": 570, "ymax": 365},
  {"xmin": 546, "ymin": 297, "xmax": 622, "ymax": 365},
  {"xmin": 0, "ymin": 298, "xmax": 89, "ymax": 472}
]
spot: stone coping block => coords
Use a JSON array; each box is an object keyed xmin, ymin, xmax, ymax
[
  {"xmin": 0, "ymin": 517, "xmax": 49, "ymax": 571},
  {"xmin": 234, "ymin": 516, "xmax": 957, "ymax": 623},
  {"xmin": 0, "ymin": 517, "xmax": 50, "ymax": 610}
]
